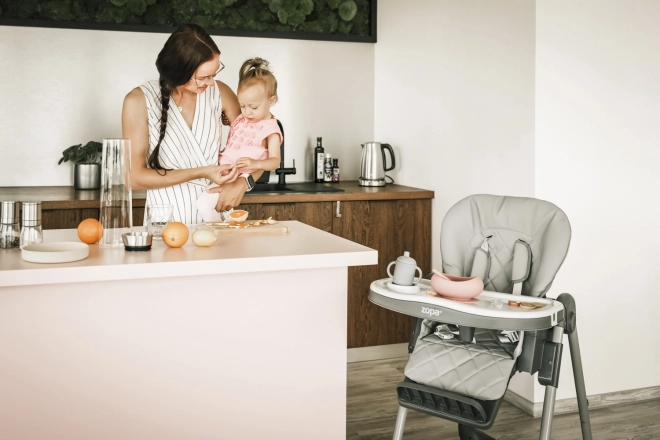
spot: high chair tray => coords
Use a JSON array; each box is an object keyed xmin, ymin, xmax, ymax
[{"xmin": 369, "ymin": 278, "xmax": 565, "ymax": 331}]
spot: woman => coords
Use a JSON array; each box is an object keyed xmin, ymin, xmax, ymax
[{"xmin": 122, "ymin": 24, "xmax": 260, "ymax": 223}]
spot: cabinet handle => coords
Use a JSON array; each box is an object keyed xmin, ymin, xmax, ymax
[{"xmin": 335, "ymin": 201, "xmax": 342, "ymax": 218}]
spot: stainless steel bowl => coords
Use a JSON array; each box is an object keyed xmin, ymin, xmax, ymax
[{"xmin": 121, "ymin": 232, "xmax": 153, "ymax": 251}]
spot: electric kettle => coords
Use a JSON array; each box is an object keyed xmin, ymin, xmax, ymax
[{"xmin": 359, "ymin": 142, "xmax": 396, "ymax": 187}]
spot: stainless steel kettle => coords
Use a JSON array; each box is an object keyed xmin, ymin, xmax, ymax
[{"xmin": 359, "ymin": 142, "xmax": 396, "ymax": 187}]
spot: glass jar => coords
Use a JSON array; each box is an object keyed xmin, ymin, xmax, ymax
[
  {"xmin": 0, "ymin": 201, "xmax": 21, "ymax": 249},
  {"xmin": 20, "ymin": 202, "xmax": 43, "ymax": 249}
]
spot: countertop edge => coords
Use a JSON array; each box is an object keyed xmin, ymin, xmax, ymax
[
  {"xmin": 0, "ymin": 222, "xmax": 379, "ymax": 288},
  {"xmin": 0, "ymin": 182, "xmax": 435, "ymax": 209},
  {"xmin": 0, "ymin": 250, "xmax": 378, "ymax": 288}
]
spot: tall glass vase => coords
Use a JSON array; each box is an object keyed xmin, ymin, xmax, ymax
[{"xmin": 99, "ymin": 139, "xmax": 133, "ymax": 247}]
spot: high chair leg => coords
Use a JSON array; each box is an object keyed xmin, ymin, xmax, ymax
[
  {"xmin": 568, "ymin": 328, "xmax": 593, "ymax": 440},
  {"xmin": 539, "ymin": 326, "xmax": 564, "ymax": 440},
  {"xmin": 458, "ymin": 424, "xmax": 495, "ymax": 439},
  {"xmin": 392, "ymin": 406, "xmax": 408, "ymax": 440}
]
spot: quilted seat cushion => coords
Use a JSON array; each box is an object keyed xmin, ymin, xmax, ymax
[{"xmin": 404, "ymin": 328, "xmax": 516, "ymax": 401}]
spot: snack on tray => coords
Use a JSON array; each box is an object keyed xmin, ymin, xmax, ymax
[
  {"xmin": 228, "ymin": 210, "xmax": 249, "ymax": 222},
  {"xmin": 520, "ymin": 302, "xmax": 544, "ymax": 310},
  {"xmin": 205, "ymin": 218, "xmax": 277, "ymax": 229},
  {"xmin": 227, "ymin": 221, "xmax": 249, "ymax": 229}
]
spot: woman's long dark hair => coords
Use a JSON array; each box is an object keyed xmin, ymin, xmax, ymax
[{"xmin": 149, "ymin": 24, "xmax": 220, "ymax": 171}]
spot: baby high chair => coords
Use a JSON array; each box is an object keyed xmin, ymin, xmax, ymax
[{"xmin": 369, "ymin": 194, "xmax": 592, "ymax": 440}]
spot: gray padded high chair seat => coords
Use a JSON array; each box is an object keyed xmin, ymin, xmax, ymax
[{"xmin": 368, "ymin": 194, "xmax": 593, "ymax": 440}]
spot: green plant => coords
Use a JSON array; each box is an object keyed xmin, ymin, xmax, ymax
[
  {"xmin": 0, "ymin": 0, "xmax": 372, "ymax": 38},
  {"xmin": 58, "ymin": 141, "xmax": 103, "ymax": 165}
]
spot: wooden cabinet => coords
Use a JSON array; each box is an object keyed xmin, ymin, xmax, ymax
[
  {"xmin": 332, "ymin": 199, "xmax": 432, "ymax": 348},
  {"xmin": 42, "ymin": 207, "xmax": 145, "ymax": 230},
  {"xmin": 236, "ymin": 202, "xmax": 333, "ymax": 233}
]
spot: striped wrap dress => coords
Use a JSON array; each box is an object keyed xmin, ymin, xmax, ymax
[{"xmin": 139, "ymin": 80, "xmax": 223, "ymax": 224}]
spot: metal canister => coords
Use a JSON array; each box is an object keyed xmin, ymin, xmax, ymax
[
  {"xmin": 20, "ymin": 202, "xmax": 43, "ymax": 249},
  {"xmin": 0, "ymin": 201, "xmax": 21, "ymax": 249},
  {"xmin": 21, "ymin": 202, "xmax": 42, "ymax": 227}
]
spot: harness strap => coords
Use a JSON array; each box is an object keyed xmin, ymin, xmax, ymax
[
  {"xmin": 511, "ymin": 239, "xmax": 532, "ymax": 358},
  {"xmin": 470, "ymin": 235, "xmax": 492, "ymax": 283},
  {"xmin": 471, "ymin": 236, "xmax": 532, "ymax": 359},
  {"xmin": 511, "ymin": 239, "xmax": 532, "ymax": 296}
]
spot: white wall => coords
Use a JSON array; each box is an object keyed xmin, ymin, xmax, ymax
[
  {"xmin": 374, "ymin": 0, "xmax": 536, "ymax": 399},
  {"xmin": 0, "ymin": 26, "xmax": 374, "ymax": 186},
  {"xmin": 535, "ymin": 0, "xmax": 660, "ymax": 401},
  {"xmin": 376, "ymin": 0, "xmax": 660, "ymax": 404},
  {"xmin": 374, "ymin": 0, "xmax": 536, "ymax": 270},
  {"xmin": 374, "ymin": 0, "xmax": 535, "ymax": 400}
]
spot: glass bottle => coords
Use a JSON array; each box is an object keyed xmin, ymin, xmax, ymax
[
  {"xmin": 332, "ymin": 159, "xmax": 340, "ymax": 183},
  {"xmin": 0, "ymin": 201, "xmax": 21, "ymax": 249},
  {"xmin": 314, "ymin": 137, "xmax": 325, "ymax": 183},
  {"xmin": 20, "ymin": 202, "xmax": 42, "ymax": 249},
  {"xmin": 323, "ymin": 153, "xmax": 333, "ymax": 182}
]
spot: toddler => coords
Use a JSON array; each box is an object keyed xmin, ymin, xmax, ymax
[{"xmin": 197, "ymin": 57, "xmax": 283, "ymax": 222}]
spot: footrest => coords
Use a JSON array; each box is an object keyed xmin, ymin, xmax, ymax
[{"xmin": 397, "ymin": 378, "xmax": 504, "ymax": 430}]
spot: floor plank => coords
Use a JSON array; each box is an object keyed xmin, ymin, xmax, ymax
[{"xmin": 347, "ymin": 357, "xmax": 660, "ymax": 439}]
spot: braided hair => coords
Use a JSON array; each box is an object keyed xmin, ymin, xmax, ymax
[{"xmin": 150, "ymin": 24, "xmax": 220, "ymax": 171}]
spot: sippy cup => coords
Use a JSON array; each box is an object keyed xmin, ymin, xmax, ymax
[{"xmin": 387, "ymin": 251, "xmax": 423, "ymax": 286}]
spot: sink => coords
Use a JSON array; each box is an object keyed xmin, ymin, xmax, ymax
[{"xmin": 251, "ymin": 182, "xmax": 344, "ymax": 193}]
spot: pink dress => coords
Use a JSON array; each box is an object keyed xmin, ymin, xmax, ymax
[
  {"xmin": 219, "ymin": 114, "xmax": 282, "ymax": 173},
  {"xmin": 196, "ymin": 114, "xmax": 282, "ymax": 222}
]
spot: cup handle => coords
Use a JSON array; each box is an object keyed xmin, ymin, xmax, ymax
[
  {"xmin": 413, "ymin": 267, "xmax": 423, "ymax": 284},
  {"xmin": 387, "ymin": 261, "xmax": 395, "ymax": 279}
]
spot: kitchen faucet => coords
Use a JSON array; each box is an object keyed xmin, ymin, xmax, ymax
[{"xmin": 274, "ymin": 120, "xmax": 296, "ymax": 185}]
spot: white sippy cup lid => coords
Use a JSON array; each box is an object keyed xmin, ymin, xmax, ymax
[{"xmin": 397, "ymin": 251, "xmax": 416, "ymax": 265}]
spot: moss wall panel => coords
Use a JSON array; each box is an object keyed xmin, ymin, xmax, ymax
[{"xmin": 0, "ymin": 0, "xmax": 376, "ymax": 42}]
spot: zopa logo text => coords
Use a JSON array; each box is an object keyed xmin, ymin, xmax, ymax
[{"xmin": 421, "ymin": 306, "xmax": 441, "ymax": 317}]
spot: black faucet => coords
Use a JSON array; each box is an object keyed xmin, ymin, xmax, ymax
[{"xmin": 274, "ymin": 120, "xmax": 296, "ymax": 185}]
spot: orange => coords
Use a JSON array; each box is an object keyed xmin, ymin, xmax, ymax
[
  {"xmin": 77, "ymin": 218, "xmax": 103, "ymax": 244},
  {"xmin": 228, "ymin": 210, "xmax": 249, "ymax": 222},
  {"xmin": 162, "ymin": 222, "xmax": 189, "ymax": 248}
]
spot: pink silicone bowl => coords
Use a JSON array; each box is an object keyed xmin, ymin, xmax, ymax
[{"xmin": 430, "ymin": 270, "xmax": 484, "ymax": 300}]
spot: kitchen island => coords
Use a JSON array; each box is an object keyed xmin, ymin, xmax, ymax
[
  {"xmin": 0, "ymin": 182, "xmax": 434, "ymax": 349},
  {"xmin": 0, "ymin": 221, "xmax": 376, "ymax": 440}
]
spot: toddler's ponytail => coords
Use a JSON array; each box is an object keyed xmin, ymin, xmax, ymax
[{"xmin": 238, "ymin": 57, "xmax": 278, "ymax": 99}]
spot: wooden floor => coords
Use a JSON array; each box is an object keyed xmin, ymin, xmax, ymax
[{"xmin": 347, "ymin": 357, "xmax": 660, "ymax": 440}]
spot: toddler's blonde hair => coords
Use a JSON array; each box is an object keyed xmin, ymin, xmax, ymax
[{"xmin": 238, "ymin": 57, "xmax": 278, "ymax": 101}]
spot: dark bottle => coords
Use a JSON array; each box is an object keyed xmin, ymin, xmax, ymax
[
  {"xmin": 332, "ymin": 159, "xmax": 340, "ymax": 183},
  {"xmin": 323, "ymin": 154, "xmax": 333, "ymax": 182},
  {"xmin": 314, "ymin": 137, "xmax": 325, "ymax": 183}
]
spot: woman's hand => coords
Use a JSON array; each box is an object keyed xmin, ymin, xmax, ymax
[
  {"xmin": 203, "ymin": 164, "xmax": 239, "ymax": 186},
  {"xmin": 209, "ymin": 178, "xmax": 248, "ymax": 212},
  {"xmin": 235, "ymin": 157, "xmax": 256, "ymax": 170}
]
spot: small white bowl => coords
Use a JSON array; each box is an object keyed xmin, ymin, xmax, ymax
[{"xmin": 22, "ymin": 242, "xmax": 89, "ymax": 264}]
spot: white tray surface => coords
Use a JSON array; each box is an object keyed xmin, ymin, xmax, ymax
[{"xmin": 371, "ymin": 278, "xmax": 564, "ymax": 319}]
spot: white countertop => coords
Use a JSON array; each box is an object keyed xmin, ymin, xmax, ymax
[{"xmin": 0, "ymin": 221, "xmax": 377, "ymax": 287}]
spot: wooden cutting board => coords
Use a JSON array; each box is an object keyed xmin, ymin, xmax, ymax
[{"xmin": 198, "ymin": 221, "xmax": 289, "ymax": 235}]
